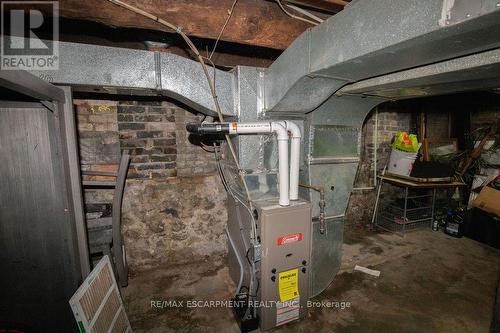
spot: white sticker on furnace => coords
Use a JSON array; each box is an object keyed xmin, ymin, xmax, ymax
[{"xmin": 276, "ymin": 297, "xmax": 300, "ymax": 326}]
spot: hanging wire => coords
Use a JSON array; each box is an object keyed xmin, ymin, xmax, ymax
[
  {"xmin": 285, "ymin": 3, "xmax": 324, "ymax": 23},
  {"xmin": 209, "ymin": 0, "xmax": 239, "ymax": 60},
  {"xmin": 275, "ymin": 0, "xmax": 319, "ymax": 25},
  {"xmin": 106, "ymin": 0, "xmax": 258, "ymax": 241}
]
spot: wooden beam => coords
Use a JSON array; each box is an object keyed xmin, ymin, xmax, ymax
[{"xmin": 29, "ymin": 0, "xmax": 313, "ymax": 50}]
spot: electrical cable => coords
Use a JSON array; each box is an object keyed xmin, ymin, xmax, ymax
[
  {"xmin": 285, "ymin": 3, "xmax": 324, "ymax": 23},
  {"xmin": 209, "ymin": 0, "xmax": 239, "ymax": 60},
  {"xmin": 200, "ymin": 141, "xmax": 216, "ymax": 152},
  {"xmin": 245, "ymin": 247, "xmax": 252, "ymax": 265},
  {"xmin": 214, "ymin": 144, "xmax": 258, "ymax": 242},
  {"xmin": 215, "ymin": 145, "xmax": 257, "ymax": 252},
  {"xmin": 225, "ymin": 225, "xmax": 244, "ymax": 295},
  {"xmin": 106, "ymin": 0, "xmax": 258, "ymax": 244},
  {"xmin": 275, "ymin": 0, "xmax": 319, "ymax": 25},
  {"xmin": 108, "ymin": 1, "xmax": 259, "ymax": 313},
  {"xmin": 216, "ymin": 146, "xmax": 258, "ymax": 314}
]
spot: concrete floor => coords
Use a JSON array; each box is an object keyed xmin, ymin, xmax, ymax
[{"xmin": 123, "ymin": 228, "xmax": 500, "ymax": 332}]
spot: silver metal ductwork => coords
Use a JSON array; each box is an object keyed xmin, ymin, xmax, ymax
[
  {"xmin": 29, "ymin": 42, "xmax": 236, "ymax": 117},
  {"xmin": 264, "ymin": 0, "xmax": 500, "ymax": 112},
  {"xmin": 22, "ymin": 0, "xmax": 500, "ymax": 303}
]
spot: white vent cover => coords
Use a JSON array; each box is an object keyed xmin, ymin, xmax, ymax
[{"xmin": 69, "ymin": 255, "xmax": 132, "ymax": 333}]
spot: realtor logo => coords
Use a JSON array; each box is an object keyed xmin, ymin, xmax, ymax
[{"xmin": 1, "ymin": 1, "xmax": 59, "ymax": 70}]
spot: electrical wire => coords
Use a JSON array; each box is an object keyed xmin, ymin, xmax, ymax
[
  {"xmin": 109, "ymin": 1, "xmax": 260, "ymax": 312},
  {"xmin": 214, "ymin": 144, "xmax": 256, "ymax": 240},
  {"xmin": 245, "ymin": 247, "xmax": 253, "ymax": 265},
  {"xmin": 225, "ymin": 225, "xmax": 244, "ymax": 295},
  {"xmin": 209, "ymin": 0, "xmax": 239, "ymax": 60},
  {"xmin": 275, "ymin": 0, "xmax": 319, "ymax": 26},
  {"xmin": 106, "ymin": 0, "xmax": 258, "ymax": 242},
  {"xmin": 215, "ymin": 144, "xmax": 258, "ymax": 312},
  {"xmin": 200, "ymin": 141, "xmax": 216, "ymax": 153},
  {"xmin": 285, "ymin": 3, "xmax": 324, "ymax": 23}
]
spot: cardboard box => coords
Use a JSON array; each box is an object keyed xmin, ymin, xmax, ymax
[{"xmin": 472, "ymin": 177, "xmax": 500, "ymax": 217}]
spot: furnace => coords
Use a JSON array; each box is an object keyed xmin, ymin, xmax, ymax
[{"xmin": 227, "ymin": 197, "xmax": 312, "ymax": 330}]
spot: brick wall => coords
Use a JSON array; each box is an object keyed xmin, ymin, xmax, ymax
[
  {"xmin": 470, "ymin": 95, "xmax": 500, "ymax": 130},
  {"xmin": 75, "ymin": 99, "xmax": 226, "ymax": 272},
  {"xmin": 175, "ymin": 110, "xmax": 217, "ymax": 176},
  {"xmin": 76, "ymin": 100, "xmax": 120, "ymax": 166},
  {"xmin": 345, "ymin": 93, "xmax": 500, "ymax": 227},
  {"xmin": 345, "ymin": 102, "xmax": 415, "ymax": 226},
  {"xmin": 117, "ymin": 101, "xmax": 177, "ymax": 179}
]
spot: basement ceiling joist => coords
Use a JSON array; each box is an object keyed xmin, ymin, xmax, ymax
[{"xmin": 26, "ymin": 0, "xmax": 349, "ymax": 50}]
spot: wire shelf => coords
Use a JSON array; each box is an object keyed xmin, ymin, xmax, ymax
[{"xmin": 374, "ymin": 181, "xmax": 435, "ymax": 236}]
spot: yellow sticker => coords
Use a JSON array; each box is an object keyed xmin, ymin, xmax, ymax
[{"xmin": 278, "ymin": 268, "xmax": 299, "ymax": 302}]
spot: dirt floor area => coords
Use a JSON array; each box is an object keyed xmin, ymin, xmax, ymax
[{"xmin": 122, "ymin": 227, "xmax": 500, "ymax": 332}]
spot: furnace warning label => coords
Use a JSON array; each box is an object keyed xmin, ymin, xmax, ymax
[
  {"xmin": 278, "ymin": 268, "xmax": 299, "ymax": 302},
  {"xmin": 276, "ymin": 297, "xmax": 300, "ymax": 326}
]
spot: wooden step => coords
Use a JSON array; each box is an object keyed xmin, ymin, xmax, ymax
[{"xmin": 82, "ymin": 180, "xmax": 116, "ymax": 187}]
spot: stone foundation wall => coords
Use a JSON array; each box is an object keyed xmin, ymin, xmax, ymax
[
  {"xmin": 121, "ymin": 176, "xmax": 227, "ymax": 271},
  {"xmin": 75, "ymin": 99, "xmax": 227, "ymax": 273}
]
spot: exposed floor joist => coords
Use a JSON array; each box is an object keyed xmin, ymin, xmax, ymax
[{"xmin": 28, "ymin": 0, "xmax": 332, "ymax": 50}]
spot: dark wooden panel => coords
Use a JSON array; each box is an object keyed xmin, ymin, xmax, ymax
[{"xmin": 0, "ymin": 106, "xmax": 80, "ymax": 331}]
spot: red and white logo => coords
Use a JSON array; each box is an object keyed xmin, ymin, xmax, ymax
[{"xmin": 277, "ymin": 233, "xmax": 302, "ymax": 245}]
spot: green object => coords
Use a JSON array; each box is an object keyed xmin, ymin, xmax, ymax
[
  {"xmin": 392, "ymin": 131, "xmax": 420, "ymax": 152},
  {"xmin": 77, "ymin": 321, "xmax": 86, "ymax": 333}
]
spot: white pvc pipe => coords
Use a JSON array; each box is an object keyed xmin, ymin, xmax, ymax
[
  {"xmin": 228, "ymin": 122, "xmax": 271, "ymax": 134},
  {"xmin": 284, "ymin": 121, "xmax": 301, "ymax": 201},
  {"xmin": 271, "ymin": 122, "xmax": 290, "ymax": 206},
  {"xmin": 228, "ymin": 122, "xmax": 290, "ymax": 206}
]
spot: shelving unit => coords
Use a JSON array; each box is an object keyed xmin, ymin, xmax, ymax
[
  {"xmin": 374, "ymin": 184, "xmax": 436, "ymax": 236},
  {"xmin": 372, "ymin": 174, "xmax": 466, "ymax": 237}
]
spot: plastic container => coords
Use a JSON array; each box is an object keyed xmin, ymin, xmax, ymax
[{"xmin": 387, "ymin": 148, "xmax": 418, "ymax": 176}]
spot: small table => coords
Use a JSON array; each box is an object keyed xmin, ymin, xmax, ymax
[{"xmin": 372, "ymin": 173, "xmax": 466, "ymax": 236}]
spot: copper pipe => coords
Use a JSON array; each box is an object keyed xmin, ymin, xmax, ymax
[{"xmin": 299, "ymin": 183, "xmax": 328, "ymax": 234}]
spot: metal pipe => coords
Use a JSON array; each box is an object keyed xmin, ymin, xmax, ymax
[
  {"xmin": 352, "ymin": 187, "xmax": 375, "ymax": 191},
  {"xmin": 371, "ymin": 165, "xmax": 387, "ymax": 227},
  {"xmin": 187, "ymin": 122, "xmax": 290, "ymax": 206},
  {"xmin": 299, "ymin": 183, "xmax": 327, "ymax": 234}
]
